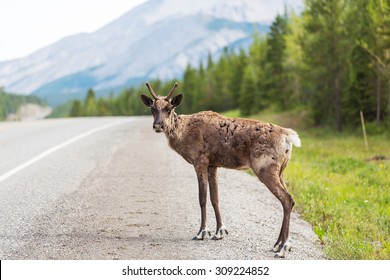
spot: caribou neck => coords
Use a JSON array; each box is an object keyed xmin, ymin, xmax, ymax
[{"xmin": 163, "ymin": 111, "xmax": 181, "ymax": 139}]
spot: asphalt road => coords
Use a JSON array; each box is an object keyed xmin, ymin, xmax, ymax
[{"xmin": 0, "ymin": 117, "xmax": 325, "ymax": 259}]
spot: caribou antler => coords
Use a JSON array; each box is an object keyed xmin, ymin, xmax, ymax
[
  {"xmin": 165, "ymin": 82, "xmax": 179, "ymax": 101},
  {"xmin": 146, "ymin": 83, "xmax": 159, "ymax": 100}
]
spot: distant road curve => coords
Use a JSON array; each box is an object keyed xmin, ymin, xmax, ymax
[{"xmin": 0, "ymin": 117, "xmax": 324, "ymax": 259}]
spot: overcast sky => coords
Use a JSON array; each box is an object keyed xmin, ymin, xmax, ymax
[{"xmin": 0, "ymin": 0, "xmax": 147, "ymax": 62}]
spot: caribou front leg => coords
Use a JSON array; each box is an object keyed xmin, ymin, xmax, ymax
[
  {"xmin": 193, "ymin": 160, "xmax": 211, "ymax": 240},
  {"xmin": 208, "ymin": 167, "xmax": 228, "ymax": 240}
]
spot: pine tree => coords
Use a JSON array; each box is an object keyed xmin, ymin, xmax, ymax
[
  {"xmin": 70, "ymin": 100, "xmax": 83, "ymax": 117},
  {"xmin": 195, "ymin": 61, "xmax": 206, "ymax": 112},
  {"xmin": 302, "ymin": 0, "xmax": 350, "ymax": 131},
  {"xmin": 200, "ymin": 55, "xmax": 216, "ymax": 111},
  {"xmin": 343, "ymin": 0, "xmax": 377, "ymax": 126},
  {"xmin": 240, "ymin": 64, "xmax": 258, "ymax": 116},
  {"xmin": 182, "ymin": 64, "xmax": 198, "ymax": 113},
  {"xmin": 206, "ymin": 52, "xmax": 214, "ymax": 70},
  {"xmin": 246, "ymin": 33, "xmax": 269, "ymax": 111},
  {"xmin": 97, "ymin": 99, "xmax": 110, "ymax": 116},
  {"xmin": 283, "ymin": 9, "xmax": 304, "ymax": 106},
  {"xmin": 229, "ymin": 49, "xmax": 248, "ymax": 103},
  {"xmin": 358, "ymin": 0, "xmax": 390, "ymax": 124},
  {"xmin": 85, "ymin": 88, "xmax": 98, "ymax": 116},
  {"xmin": 214, "ymin": 48, "xmax": 232, "ymax": 111},
  {"xmin": 265, "ymin": 14, "xmax": 289, "ymax": 110}
]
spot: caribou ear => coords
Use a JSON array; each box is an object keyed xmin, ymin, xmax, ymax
[
  {"xmin": 141, "ymin": 94, "xmax": 153, "ymax": 107},
  {"xmin": 171, "ymin": 94, "xmax": 183, "ymax": 108}
]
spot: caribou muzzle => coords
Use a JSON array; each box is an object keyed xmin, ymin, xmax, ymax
[{"xmin": 153, "ymin": 122, "xmax": 164, "ymax": 133}]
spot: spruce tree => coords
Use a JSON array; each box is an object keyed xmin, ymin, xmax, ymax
[
  {"xmin": 302, "ymin": 0, "xmax": 350, "ymax": 131},
  {"xmin": 229, "ymin": 49, "xmax": 248, "ymax": 103},
  {"xmin": 265, "ymin": 14, "xmax": 289, "ymax": 110},
  {"xmin": 70, "ymin": 100, "xmax": 83, "ymax": 117},
  {"xmin": 240, "ymin": 64, "xmax": 258, "ymax": 116},
  {"xmin": 182, "ymin": 64, "xmax": 198, "ymax": 113},
  {"xmin": 85, "ymin": 88, "xmax": 98, "ymax": 116}
]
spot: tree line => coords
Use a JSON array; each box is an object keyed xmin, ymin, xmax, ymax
[{"xmin": 66, "ymin": 0, "xmax": 389, "ymax": 131}]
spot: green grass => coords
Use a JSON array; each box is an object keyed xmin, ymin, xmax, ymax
[
  {"xmin": 286, "ymin": 135, "xmax": 389, "ymax": 259},
  {"xmin": 228, "ymin": 108, "xmax": 390, "ymax": 259}
]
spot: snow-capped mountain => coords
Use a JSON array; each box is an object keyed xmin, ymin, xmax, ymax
[{"xmin": 0, "ymin": 0, "xmax": 300, "ymax": 105}]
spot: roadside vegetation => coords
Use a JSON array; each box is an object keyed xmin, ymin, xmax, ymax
[{"xmin": 287, "ymin": 134, "xmax": 389, "ymax": 259}]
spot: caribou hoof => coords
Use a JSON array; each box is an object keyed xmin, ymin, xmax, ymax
[
  {"xmin": 273, "ymin": 241, "xmax": 292, "ymax": 258},
  {"xmin": 212, "ymin": 225, "xmax": 228, "ymax": 240},
  {"xmin": 193, "ymin": 228, "xmax": 211, "ymax": 240}
]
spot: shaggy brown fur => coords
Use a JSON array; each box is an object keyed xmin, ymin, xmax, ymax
[{"xmin": 141, "ymin": 82, "xmax": 301, "ymax": 258}]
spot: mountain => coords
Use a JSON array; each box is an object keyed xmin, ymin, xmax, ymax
[{"xmin": 0, "ymin": 0, "xmax": 299, "ymax": 106}]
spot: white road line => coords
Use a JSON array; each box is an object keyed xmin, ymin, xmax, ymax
[{"xmin": 0, "ymin": 118, "xmax": 132, "ymax": 183}]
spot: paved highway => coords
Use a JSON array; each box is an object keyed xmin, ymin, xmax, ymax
[{"xmin": 0, "ymin": 117, "xmax": 324, "ymax": 259}]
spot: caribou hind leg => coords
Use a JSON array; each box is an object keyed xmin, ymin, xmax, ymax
[
  {"xmin": 253, "ymin": 163, "xmax": 294, "ymax": 258},
  {"xmin": 208, "ymin": 167, "xmax": 228, "ymax": 240}
]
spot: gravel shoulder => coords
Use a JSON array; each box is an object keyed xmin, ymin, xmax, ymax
[{"xmin": 0, "ymin": 117, "xmax": 325, "ymax": 259}]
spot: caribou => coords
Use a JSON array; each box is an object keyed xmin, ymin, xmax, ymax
[{"xmin": 141, "ymin": 82, "xmax": 301, "ymax": 257}]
